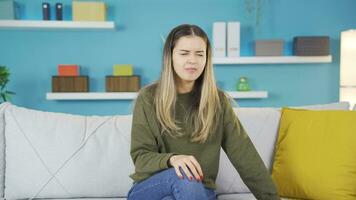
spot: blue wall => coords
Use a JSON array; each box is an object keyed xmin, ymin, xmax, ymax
[{"xmin": 1, "ymin": 0, "xmax": 356, "ymax": 115}]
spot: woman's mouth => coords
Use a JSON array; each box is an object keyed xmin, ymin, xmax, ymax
[{"xmin": 185, "ymin": 68, "xmax": 197, "ymax": 73}]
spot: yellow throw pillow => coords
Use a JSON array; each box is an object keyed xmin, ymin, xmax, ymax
[{"xmin": 272, "ymin": 108, "xmax": 356, "ymax": 200}]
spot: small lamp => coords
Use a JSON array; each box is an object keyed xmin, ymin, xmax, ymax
[{"xmin": 340, "ymin": 30, "xmax": 356, "ymax": 108}]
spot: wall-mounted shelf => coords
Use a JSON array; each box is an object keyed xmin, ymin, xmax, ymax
[
  {"xmin": 46, "ymin": 91, "xmax": 268, "ymax": 100},
  {"xmin": 226, "ymin": 91, "xmax": 268, "ymax": 99},
  {"xmin": 213, "ymin": 55, "xmax": 332, "ymax": 65},
  {"xmin": 47, "ymin": 92, "xmax": 137, "ymax": 100},
  {"xmin": 0, "ymin": 20, "xmax": 115, "ymax": 30}
]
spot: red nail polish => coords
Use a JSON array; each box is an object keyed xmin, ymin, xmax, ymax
[
  {"xmin": 196, "ymin": 177, "xmax": 200, "ymax": 182},
  {"xmin": 189, "ymin": 176, "xmax": 192, "ymax": 181},
  {"xmin": 179, "ymin": 175, "xmax": 183, "ymax": 179}
]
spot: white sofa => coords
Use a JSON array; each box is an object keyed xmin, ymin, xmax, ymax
[{"xmin": 0, "ymin": 101, "xmax": 352, "ymax": 200}]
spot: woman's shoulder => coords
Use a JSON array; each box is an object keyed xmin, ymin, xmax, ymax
[
  {"xmin": 217, "ymin": 88, "xmax": 228, "ymax": 102},
  {"xmin": 137, "ymin": 82, "xmax": 158, "ymax": 103},
  {"xmin": 217, "ymin": 88, "xmax": 237, "ymax": 108}
]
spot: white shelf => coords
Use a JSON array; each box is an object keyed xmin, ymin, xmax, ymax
[
  {"xmin": 213, "ymin": 55, "xmax": 332, "ymax": 64},
  {"xmin": 0, "ymin": 20, "xmax": 115, "ymax": 30},
  {"xmin": 46, "ymin": 91, "xmax": 268, "ymax": 100},
  {"xmin": 47, "ymin": 92, "xmax": 137, "ymax": 100},
  {"xmin": 226, "ymin": 91, "xmax": 268, "ymax": 99}
]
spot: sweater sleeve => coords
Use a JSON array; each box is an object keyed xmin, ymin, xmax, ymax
[
  {"xmin": 221, "ymin": 95, "xmax": 280, "ymax": 200},
  {"xmin": 130, "ymin": 93, "xmax": 176, "ymax": 176}
]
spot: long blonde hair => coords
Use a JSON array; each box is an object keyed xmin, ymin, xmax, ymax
[{"xmin": 154, "ymin": 24, "xmax": 221, "ymax": 143}]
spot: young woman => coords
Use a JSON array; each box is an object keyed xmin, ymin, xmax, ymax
[{"xmin": 127, "ymin": 24, "xmax": 280, "ymax": 200}]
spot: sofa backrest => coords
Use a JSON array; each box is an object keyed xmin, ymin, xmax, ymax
[
  {"xmin": 0, "ymin": 101, "xmax": 351, "ymax": 198},
  {"xmin": 291, "ymin": 101, "xmax": 350, "ymax": 110}
]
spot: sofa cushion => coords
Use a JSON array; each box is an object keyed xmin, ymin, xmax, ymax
[
  {"xmin": 217, "ymin": 193, "xmax": 256, "ymax": 200},
  {"xmin": 272, "ymin": 108, "xmax": 356, "ymax": 199},
  {"xmin": 217, "ymin": 193, "xmax": 294, "ymax": 200},
  {"xmin": 215, "ymin": 102, "xmax": 350, "ymax": 194},
  {"xmin": 40, "ymin": 199, "xmax": 126, "ymax": 200},
  {"xmin": 4, "ymin": 104, "xmax": 134, "ymax": 199}
]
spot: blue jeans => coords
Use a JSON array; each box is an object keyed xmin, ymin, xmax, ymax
[{"xmin": 127, "ymin": 168, "xmax": 217, "ymax": 200}]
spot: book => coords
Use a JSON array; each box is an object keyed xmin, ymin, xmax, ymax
[
  {"xmin": 55, "ymin": 3, "xmax": 63, "ymax": 21},
  {"xmin": 213, "ymin": 22, "xmax": 226, "ymax": 57},
  {"xmin": 42, "ymin": 2, "xmax": 50, "ymax": 20},
  {"xmin": 227, "ymin": 22, "xmax": 240, "ymax": 57}
]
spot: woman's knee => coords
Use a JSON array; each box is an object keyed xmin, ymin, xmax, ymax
[
  {"xmin": 162, "ymin": 167, "xmax": 209, "ymax": 199},
  {"xmin": 172, "ymin": 176, "xmax": 207, "ymax": 199},
  {"xmin": 127, "ymin": 168, "xmax": 179, "ymax": 200},
  {"xmin": 161, "ymin": 195, "xmax": 176, "ymax": 200},
  {"xmin": 174, "ymin": 176, "xmax": 205, "ymax": 190}
]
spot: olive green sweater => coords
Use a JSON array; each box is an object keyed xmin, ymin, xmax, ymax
[{"xmin": 129, "ymin": 85, "xmax": 280, "ymax": 199}]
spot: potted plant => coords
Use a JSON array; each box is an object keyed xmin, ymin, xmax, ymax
[
  {"xmin": 244, "ymin": 0, "xmax": 262, "ymax": 27},
  {"xmin": 0, "ymin": 66, "xmax": 15, "ymax": 102}
]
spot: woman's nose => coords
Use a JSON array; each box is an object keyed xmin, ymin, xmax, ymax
[{"xmin": 187, "ymin": 56, "xmax": 197, "ymax": 64}]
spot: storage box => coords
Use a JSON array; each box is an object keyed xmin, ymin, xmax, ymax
[
  {"xmin": 52, "ymin": 76, "xmax": 89, "ymax": 92},
  {"xmin": 106, "ymin": 76, "xmax": 140, "ymax": 92},
  {"xmin": 255, "ymin": 40, "xmax": 284, "ymax": 56},
  {"xmin": 58, "ymin": 64, "xmax": 79, "ymax": 76},
  {"xmin": 72, "ymin": 1, "xmax": 106, "ymax": 21},
  {"xmin": 293, "ymin": 36, "xmax": 330, "ymax": 56},
  {"xmin": 0, "ymin": 0, "xmax": 17, "ymax": 19},
  {"xmin": 113, "ymin": 64, "xmax": 133, "ymax": 76}
]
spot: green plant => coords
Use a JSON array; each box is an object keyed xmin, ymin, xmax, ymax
[
  {"xmin": 244, "ymin": 0, "xmax": 262, "ymax": 27},
  {"xmin": 0, "ymin": 66, "xmax": 15, "ymax": 102}
]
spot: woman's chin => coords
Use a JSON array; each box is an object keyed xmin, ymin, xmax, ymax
[{"xmin": 182, "ymin": 77, "xmax": 198, "ymax": 82}]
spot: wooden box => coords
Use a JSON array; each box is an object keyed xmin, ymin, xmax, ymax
[
  {"xmin": 106, "ymin": 76, "xmax": 140, "ymax": 92},
  {"xmin": 52, "ymin": 76, "xmax": 89, "ymax": 92}
]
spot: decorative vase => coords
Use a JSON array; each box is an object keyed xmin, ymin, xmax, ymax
[{"xmin": 237, "ymin": 76, "xmax": 250, "ymax": 91}]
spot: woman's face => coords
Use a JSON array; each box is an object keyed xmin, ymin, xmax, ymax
[{"xmin": 172, "ymin": 36, "xmax": 207, "ymax": 86}]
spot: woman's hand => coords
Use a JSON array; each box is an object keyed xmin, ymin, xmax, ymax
[{"xmin": 169, "ymin": 155, "xmax": 204, "ymax": 181}]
